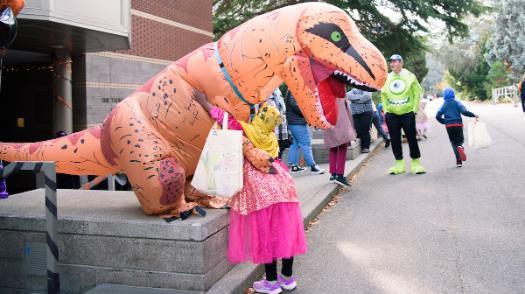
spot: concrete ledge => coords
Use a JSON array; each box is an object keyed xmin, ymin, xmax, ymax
[
  {"xmin": 348, "ymin": 139, "xmax": 361, "ymax": 160},
  {"xmin": 1, "ymin": 248, "xmax": 233, "ymax": 293},
  {"xmin": 61, "ymin": 258, "xmax": 232, "ymax": 292},
  {"xmin": 282, "ymin": 138, "xmax": 361, "ymax": 164},
  {"xmin": 0, "ymin": 228, "xmax": 228, "ymax": 275},
  {"xmin": 0, "ymin": 190, "xmax": 232, "ymax": 293},
  {"xmin": 0, "ymin": 190, "xmax": 229, "ymax": 242},
  {"xmin": 85, "ymin": 283, "xmax": 200, "ymax": 294},
  {"xmin": 206, "ymin": 262, "xmax": 264, "ymax": 294}
]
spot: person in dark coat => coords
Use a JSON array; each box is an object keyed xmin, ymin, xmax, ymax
[
  {"xmin": 284, "ymin": 91, "xmax": 325, "ymax": 174},
  {"xmin": 347, "ymin": 89, "xmax": 374, "ymax": 153}
]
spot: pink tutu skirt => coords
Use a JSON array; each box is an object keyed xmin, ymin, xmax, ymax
[{"xmin": 228, "ymin": 201, "xmax": 307, "ymax": 264}]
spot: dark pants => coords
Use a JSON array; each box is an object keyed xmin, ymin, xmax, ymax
[
  {"xmin": 265, "ymin": 257, "xmax": 294, "ymax": 281},
  {"xmin": 446, "ymin": 126, "xmax": 464, "ymax": 160},
  {"xmin": 521, "ymin": 95, "xmax": 525, "ymax": 112},
  {"xmin": 353, "ymin": 111, "xmax": 374, "ymax": 149},
  {"xmin": 385, "ymin": 112, "xmax": 421, "ymax": 160},
  {"xmin": 372, "ymin": 112, "xmax": 390, "ymax": 141},
  {"xmin": 277, "ymin": 139, "xmax": 291, "ymax": 159},
  {"xmin": 329, "ymin": 143, "xmax": 348, "ymax": 175}
]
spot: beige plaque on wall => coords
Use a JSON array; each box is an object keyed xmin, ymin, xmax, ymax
[{"xmin": 17, "ymin": 118, "xmax": 24, "ymax": 128}]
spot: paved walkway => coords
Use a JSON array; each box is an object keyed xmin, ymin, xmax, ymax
[{"xmin": 293, "ymin": 100, "xmax": 525, "ymax": 294}]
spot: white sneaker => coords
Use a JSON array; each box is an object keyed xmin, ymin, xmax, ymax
[
  {"xmin": 253, "ymin": 279, "xmax": 282, "ymax": 294},
  {"xmin": 310, "ymin": 165, "xmax": 325, "ymax": 174},
  {"xmin": 277, "ymin": 274, "xmax": 297, "ymax": 291}
]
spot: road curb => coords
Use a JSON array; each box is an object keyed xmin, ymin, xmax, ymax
[{"xmin": 302, "ymin": 139, "xmax": 382, "ymax": 228}]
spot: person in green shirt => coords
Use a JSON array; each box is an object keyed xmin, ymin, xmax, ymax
[{"xmin": 381, "ymin": 54, "xmax": 426, "ymax": 175}]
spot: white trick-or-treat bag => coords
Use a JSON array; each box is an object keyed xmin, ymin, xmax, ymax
[
  {"xmin": 191, "ymin": 112, "xmax": 243, "ymax": 198},
  {"xmin": 468, "ymin": 120, "xmax": 492, "ymax": 149}
]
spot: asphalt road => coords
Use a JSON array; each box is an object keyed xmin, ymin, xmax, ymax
[{"xmin": 292, "ymin": 100, "xmax": 525, "ymax": 294}]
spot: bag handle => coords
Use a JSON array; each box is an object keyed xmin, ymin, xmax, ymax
[
  {"xmin": 211, "ymin": 111, "xmax": 229, "ymax": 131},
  {"xmin": 223, "ymin": 112, "xmax": 229, "ymax": 130}
]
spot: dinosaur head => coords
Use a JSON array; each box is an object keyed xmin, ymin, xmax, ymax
[
  {"xmin": 214, "ymin": 3, "xmax": 386, "ymax": 128},
  {"xmin": 281, "ymin": 4, "xmax": 387, "ymax": 128}
]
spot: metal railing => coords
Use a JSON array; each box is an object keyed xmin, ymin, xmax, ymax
[
  {"xmin": 79, "ymin": 174, "xmax": 127, "ymax": 190},
  {"xmin": 492, "ymin": 85, "xmax": 519, "ymax": 106},
  {"xmin": 0, "ymin": 161, "xmax": 59, "ymax": 294},
  {"xmin": 79, "ymin": 174, "xmax": 114, "ymax": 190},
  {"xmin": 0, "ymin": 162, "xmax": 130, "ymax": 293}
]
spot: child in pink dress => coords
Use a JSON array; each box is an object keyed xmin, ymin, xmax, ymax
[{"xmin": 192, "ymin": 90, "xmax": 307, "ymax": 294}]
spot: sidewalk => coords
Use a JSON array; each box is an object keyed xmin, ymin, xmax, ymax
[
  {"xmin": 291, "ymin": 101, "xmax": 525, "ymax": 293},
  {"xmin": 206, "ymin": 139, "xmax": 384, "ymax": 293}
]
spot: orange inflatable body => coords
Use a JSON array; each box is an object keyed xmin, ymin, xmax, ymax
[
  {"xmin": 0, "ymin": 3, "xmax": 387, "ymax": 216},
  {"xmin": 0, "ymin": 0, "xmax": 24, "ymax": 15}
]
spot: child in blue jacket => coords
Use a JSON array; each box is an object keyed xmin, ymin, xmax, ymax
[{"xmin": 436, "ymin": 87, "xmax": 479, "ymax": 167}]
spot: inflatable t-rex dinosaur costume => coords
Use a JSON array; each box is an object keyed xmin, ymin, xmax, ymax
[
  {"xmin": 0, "ymin": 0, "xmax": 23, "ymax": 15},
  {"xmin": 0, "ymin": 3, "xmax": 387, "ymax": 217}
]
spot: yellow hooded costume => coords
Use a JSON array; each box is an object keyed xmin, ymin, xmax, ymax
[{"xmin": 239, "ymin": 105, "xmax": 281, "ymax": 158}]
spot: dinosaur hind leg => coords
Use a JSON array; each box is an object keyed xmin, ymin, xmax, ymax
[
  {"xmin": 124, "ymin": 155, "xmax": 196, "ymax": 217},
  {"xmin": 101, "ymin": 101, "xmax": 197, "ymax": 217},
  {"xmin": 104, "ymin": 119, "xmax": 195, "ymax": 216}
]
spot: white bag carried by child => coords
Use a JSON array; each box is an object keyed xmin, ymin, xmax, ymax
[
  {"xmin": 191, "ymin": 112, "xmax": 243, "ymax": 198},
  {"xmin": 468, "ymin": 121, "xmax": 492, "ymax": 149}
]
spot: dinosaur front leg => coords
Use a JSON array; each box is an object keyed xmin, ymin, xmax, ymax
[
  {"xmin": 242, "ymin": 136, "xmax": 275, "ymax": 173},
  {"xmin": 185, "ymin": 182, "xmax": 230, "ymax": 209}
]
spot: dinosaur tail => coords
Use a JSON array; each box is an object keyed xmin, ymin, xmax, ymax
[{"xmin": 0, "ymin": 125, "xmax": 117, "ymax": 176}]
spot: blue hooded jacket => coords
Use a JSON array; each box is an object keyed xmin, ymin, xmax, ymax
[{"xmin": 436, "ymin": 88, "xmax": 476, "ymax": 126}]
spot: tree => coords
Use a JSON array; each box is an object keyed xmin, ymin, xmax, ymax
[
  {"xmin": 404, "ymin": 46, "xmax": 428, "ymax": 82},
  {"xmin": 213, "ymin": 0, "xmax": 488, "ymax": 58},
  {"xmin": 213, "ymin": 0, "xmax": 303, "ymax": 40},
  {"xmin": 486, "ymin": 0, "xmax": 525, "ymax": 81},
  {"xmin": 422, "ymin": 51, "xmax": 446, "ymax": 95},
  {"xmin": 484, "ymin": 61, "xmax": 509, "ymax": 89},
  {"xmin": 439, "ymin": 36, "xmax": 491, "ymax": 100},
  {"xmin": 436, "ymin": 14, "xmax": 498, "ymax": 100}
]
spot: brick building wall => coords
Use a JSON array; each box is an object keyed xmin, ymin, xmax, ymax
[
  {"xmin": 74, "ymin": 0, "xmax": 214, "ymax": 129},
  {"xmin": 131, "ymin": 0, "xmax": 212, "ymax": 32},
  {"xmin": 118, "ymin": 0, "xmax": 213, "ymax": 61}
]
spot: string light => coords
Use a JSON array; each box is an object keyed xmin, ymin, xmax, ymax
[
  {"xmin": 1, "ymin": 60, "xmax": 74, "ymax": 109},
  {"xmin": 1, "ymin": 60, "xmax": 73, "ymax": 73}
]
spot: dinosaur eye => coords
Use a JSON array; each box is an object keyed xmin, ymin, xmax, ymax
[
  {"xmin": 306, "ymin": 22, "xmax": 349, "ymax": 51},
  {"xmin": 331, "ymin": 31, "xmax": 341, "ymax": 42}
]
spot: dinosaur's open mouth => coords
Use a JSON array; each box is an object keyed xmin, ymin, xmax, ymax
[
  {"xmin": 310, "ymin": 59, "xmax": 377, "ymax": 126},
  {"xmin": 332, "ymin": 70, "xmax": 378, "ymax": 92}
]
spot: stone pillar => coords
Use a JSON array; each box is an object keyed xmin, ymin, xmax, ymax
[
  {"xmin": 72, "ymin": 54, "xmax": 87, "ymax": 132},
  {"xmin": 52, "ymin": 50, "xmax": 73, "ymax": 134}
]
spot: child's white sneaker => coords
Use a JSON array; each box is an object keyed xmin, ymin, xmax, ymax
[
  {"xmin": 253, "ymin": 279, "xmax": 282, "ymax": 294},
  {"xmin": 277, "ymin": 274, "xmax": 297, "ymax": 291}
]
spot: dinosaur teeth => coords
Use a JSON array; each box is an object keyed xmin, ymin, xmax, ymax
[{"xmin": 332, "ymin": 70, "xmax": 375, "ymax": 90}]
